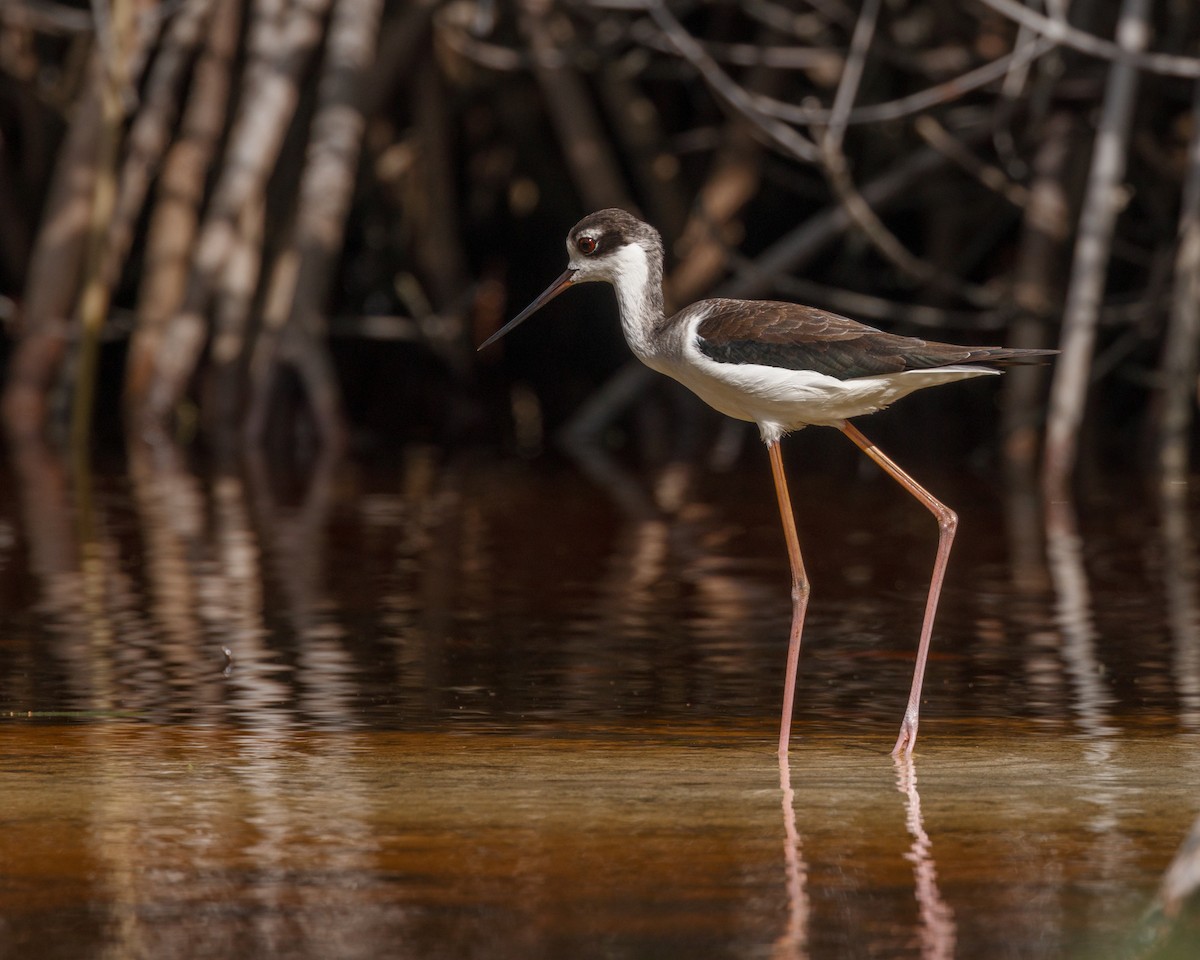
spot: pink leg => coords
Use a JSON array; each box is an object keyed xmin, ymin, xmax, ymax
[
  {"xmin": 838, "ymin": 421, "xmax": 958, "ymax": 756},
  {"xmin": 768, "ymin": 440, "xmax": 811, "ymax": 757}
]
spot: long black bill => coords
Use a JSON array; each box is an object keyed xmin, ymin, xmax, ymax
[{"xmin": 478, "ymin": 268, "xmax": 576, "ymax": 350}]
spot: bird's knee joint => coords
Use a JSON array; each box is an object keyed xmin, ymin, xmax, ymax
[{"xmin": 938, "ymin": 508, "xmax": 958, "ymax": 534}]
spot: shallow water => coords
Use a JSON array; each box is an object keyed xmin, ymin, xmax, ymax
[
  {"xmin": 2, "ymin": 726, "xmax": 1197, "ymax": 959},
  {"xmin": 1, "ymin": 437, "xmax": 1199, "ymax": 957}
]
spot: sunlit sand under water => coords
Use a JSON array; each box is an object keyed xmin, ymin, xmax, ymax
[
  {"xmin": 0, "ymin": 723, "xmax": 1198, "ymax": 959},
  {"xmin": 2, "ymin": 447, "xmax": 1200, "ymax": 956}
]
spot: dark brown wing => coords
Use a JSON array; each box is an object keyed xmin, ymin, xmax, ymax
[{"xmin": 695, "ymin": 300, "xmax": 1053, "ymax": 380}]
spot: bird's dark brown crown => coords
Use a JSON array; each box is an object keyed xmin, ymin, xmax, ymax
[{"xmin": 568, "ymin": 208, "xmax": 662, "ymax": 260}]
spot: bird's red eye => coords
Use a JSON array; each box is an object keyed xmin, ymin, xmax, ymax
[{"xmin": 577, "ymin": 236, "xmax": 597, "ymax": 256}]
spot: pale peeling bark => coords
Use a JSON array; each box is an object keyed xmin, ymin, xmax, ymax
[
  {"xmin": 126, "ymin": 0, "xmax": 241, "ymax": 413},
  {"xmin": 141, "ymin": 0, "xmax": 332, "ymax": 436},
  {"xmin": 71, "ymin": 0, "xmax": 139, "ymax": 447},
  {"xmin": 103, "ymin": 0, "xmax": 216, "ymax": 292},
  {"xmin": 243, "ymin": 0, "xmax": 385, "ymax": 451},
  {"xmin": 1, "ymin": 71, "xmax": 102, "ymax": 442},
  {"xmin": 1042, "ymin": 0, "xmax": 1150, "ymax": 496}
]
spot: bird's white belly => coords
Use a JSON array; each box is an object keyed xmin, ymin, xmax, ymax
[{"xmin": 648, "ymin": 354, "xmax": 999, "ymax": 443}]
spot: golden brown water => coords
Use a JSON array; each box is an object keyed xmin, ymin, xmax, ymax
[
  {"xmin": 1, "ymin": 439, "xmax": 1199, "ymax": 957},
  {"xmin": 1, "ymin": 725, "xmax": 1197, "ymax": 958}
]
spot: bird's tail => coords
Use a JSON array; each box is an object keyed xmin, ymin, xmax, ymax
[{"xmin": 964, "ymin": 347, "xmax": 1058, "ymax": 366}]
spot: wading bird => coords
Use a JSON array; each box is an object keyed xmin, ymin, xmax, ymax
[{"xmin": 480, "ymin": 208, "xmax": 1053, "ymax": 756}]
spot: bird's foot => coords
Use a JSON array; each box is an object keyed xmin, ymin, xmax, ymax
[{"xmin": 890, "ymin": 714, "xmax": 918, "ymax": 757}]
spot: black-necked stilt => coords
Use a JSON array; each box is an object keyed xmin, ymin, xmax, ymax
[{"xmin": 480, "ymin": 208, "xmax": 1054, "ymax": 757}]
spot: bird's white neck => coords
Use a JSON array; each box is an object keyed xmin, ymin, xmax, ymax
[{"xmin": 603, "ymin": 241, "xmax": 666, "ymax": 361}]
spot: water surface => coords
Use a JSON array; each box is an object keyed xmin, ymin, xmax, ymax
[{"xmin": 1, "ymin": 439, "xmax": 1199, "ymax": 957}]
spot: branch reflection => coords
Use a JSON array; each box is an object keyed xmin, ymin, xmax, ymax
[
  {"xmin": 1044, "ymin": 494, "xmax": 1117, "ymax": 746},
  {"xmin": 773, "ymin": 752, "xmax": 809, "ymax": 960},
  {"xmin": 1160, "ymin": 479, "xmax": 1200, "ymax": 731}
]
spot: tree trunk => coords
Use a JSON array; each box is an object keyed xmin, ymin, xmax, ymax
[
  {"xmin": 1157, "ymin": 79, "xmax": 1200, "ymax": 481},
  {"xmin": 1042, "ymin": 0, "xmax": 1150, "ymax": 497},
  {"xmin": 1, "ymin": 71, "xmax": 101, "ymax": 442},
  {"xmin": 244, "ymin": 0, "xmax": 385, "ymax": 452},
  {"xmin": 126, "ymin": 0, "xmax": 242, "ymax": 417},
  {"xmin": 1002, "ymin": 111, "xmax": 1074, "ymax": 470},
  {"xmin": 140, "ymin": 0, "xmax": 331, "ymax": 437}
]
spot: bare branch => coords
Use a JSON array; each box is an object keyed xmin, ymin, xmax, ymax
[
  {"xmin": 628, "ymin": 20, "xmax": 841, "ymax": 72},
  {"xmin": 142, "ymin": 0, "xmax": 332, "ymax": 434},
  {"xmin": 2, "ymin": 0, "xmax": 94, "ymax": 33},
  {"xmin": 520, "ymin": 0, "xmax": 630, "ymax": 211},
  {"xmin": 244, "ymin": 0, "xmax": 386, "ymax": 451},
  {"xmin": 719, "ymin": 138, "xmax": 971, "ymax": 300},
  {"xmin": 104, "ymin": 0, "xmax": 216, "ymax": 291},
  {"xmin": 914, "ymin": 115, "xmax": 1029, "ymax": 208},
  {"xmin": 817, "ymin": 137, "xmax": 1002, "ymax": 307},
  {"xmin": 977, "ymin": 0, "xmax": 1200, "ymax": 79},
  {"xmin": 644, "ymin": 1, "xmax": 820, "ymax": 164},
  {"xmin": 1043, "ymin": 0, "xmax": 1151, "ymax": 496},
  {"xmin": 1158, "ymin": 79, "xmax": 1200, "ymax": 479},
  {"xmin": 754, "ymin": 35, "xmax": 1055, "ymax": 126},
  {"xmin": 824, "ymin": 0, "xmax": 881, "ymax": 151}
]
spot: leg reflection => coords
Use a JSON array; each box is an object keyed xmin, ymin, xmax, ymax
[
  {"xmin": 773, "ymin": 752, "xmax": 809, "ymax": 959},
  {"xmin": 895, "ymin": 754, "xmax": 956, "ymax": 960}
]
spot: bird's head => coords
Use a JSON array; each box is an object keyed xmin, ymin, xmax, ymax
[{"xmin": 478, "ymin": 209, "xmax": 662, "ymax": 350}]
